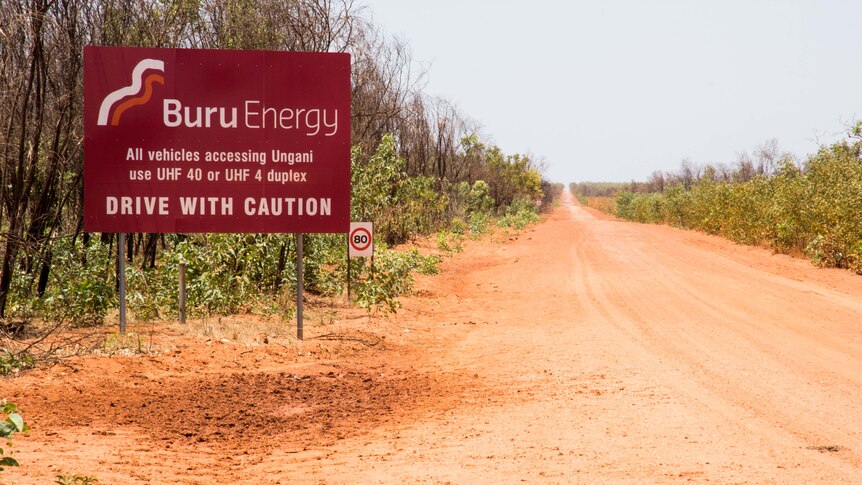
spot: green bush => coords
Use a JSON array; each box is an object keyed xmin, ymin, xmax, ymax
[
  {"xmin": 466, "ymin": 180, "xmax": 494, "ymax": 214},
  {"xmin": 436, "ymin": 230, "xmax": 463, "ymax": 253},
  {"xmin": 498, "ymin": 197, "xmax": 541, "ymax": 229},
  {"xmin": 351, "ymin": 246, "xmax": 439, "ymax": 312},
  {"xmin": 467, "ymin": 211, "xmax": 490, "ymax": 236},
  {"xmin": 7, "ymin": 238, "xmax": 115, "ymax": 327},
  {"xmin": 125, "ymin": 234, "xmax": 311, "ymax": 320},
  {"xmin": 611, "ymin": 135, "xmax": 862, "ymax": 273},
  {"xmin": 352, "ymin": 135, "xmax": 448, "ymax": 244},
  {"xmin": 449, "ymin": 217, "xmax": 467, "ymax": 235},
  {"xmin": 0, "ymin": 351, "xmax": 35, "ymax": 376}
]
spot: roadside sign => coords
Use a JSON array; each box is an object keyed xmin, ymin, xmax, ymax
[
  {"xmin": 84, "ymin": 46, "xmax": 351, "ymax": 233},
  {"xmin": 349, "ymin": 222, "xmax": 373, "ymax": 257}
]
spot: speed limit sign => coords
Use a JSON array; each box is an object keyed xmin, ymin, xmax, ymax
[{"xmin": 349, "ymin": 222, "xmax": 373, "ymax": 257}]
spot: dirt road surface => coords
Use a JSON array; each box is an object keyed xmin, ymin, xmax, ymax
[{"xmin": 5, "ymin": 191, "xmax": 862, "ymax": 483}]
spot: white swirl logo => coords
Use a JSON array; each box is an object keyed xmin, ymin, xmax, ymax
[{"xmin": 97, "ymin": 58, "xmax": 165, "ymax": 126}]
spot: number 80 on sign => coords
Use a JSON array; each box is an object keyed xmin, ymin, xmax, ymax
[{"xmin": 349, "ymin": 222, "xmax": 373, "ymax": 257}]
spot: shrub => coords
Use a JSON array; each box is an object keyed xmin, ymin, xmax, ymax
[
  {"xmin": 466, "ymin": 180, "xmax": 494, "ymax": 214},
  {"xmin": 125, "ymin": 234, "xmax": 302, "ymax": 319},
  {"xmin": 609, "ymin": 134, "xmax": 862, "ymax": 273},
  {"xmin": 498, "ymin": 197, "xmax": 541, "ymax": 229},
  {"xmin": 351, "ymin": 246, "xmax": 440, "ymax": 312},
  {"xmin": 0, "ymin": 351, "xmax": 35, "ymax": 376},
  {"xmin": 449, "ymin": 217, "xmax": 467, "ymax": 235},
  {"xmin": 436, "ymin": 231, "xmax": 463, "ymax": 253},
  {"xmin": 13, "ymin": 239, "xmax": 117, "ymax": 327},
  {"xmin": 467, "ymin": 212, "xmax": 490, "ymax": 236},
  {"xmin": 351, "ymin": 135, "xmax": 448, "ymax": 245}
]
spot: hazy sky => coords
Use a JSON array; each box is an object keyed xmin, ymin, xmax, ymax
[{"xmin": 362, "ymin": 0, "xmax": 862, "ymax": 183}]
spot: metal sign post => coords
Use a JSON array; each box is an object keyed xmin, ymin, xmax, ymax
[
  {"xmin": 118, "ymin": 232, "xmax": 127, "ymax": 333},
  {"xmin": 178, "ymin": 262, "xmax": 187, "ymax": 324},
  {"xmin": 296, "ymin": 233, "xmax": 304, "ymax": 340},
  {"xmin": 348, "ymin": 223, "xmax": 373, "ymax": 301},
  {"xmin": 348, "ymin": 222, "xmax": 373, "ymax": 257},
  {"xmin": 346, "ymin": 233, "xmax": 351, "ymax": 301}
]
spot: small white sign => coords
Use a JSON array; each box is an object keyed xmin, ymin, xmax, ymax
[{"xmin": 349, "ymin": 222, "xmax": 373, "ymax": 257}]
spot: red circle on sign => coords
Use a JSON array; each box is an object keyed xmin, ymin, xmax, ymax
[{"xmin": 350, "ymin": 227, "xmax": 372, "ymax": 251}]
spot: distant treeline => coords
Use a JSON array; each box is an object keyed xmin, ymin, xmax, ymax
[
  {"xmin": 569, "ymin": 182, "xmax": 628, "ymax": 199},
  {"xmin": 573, "ymin": 133, "xmax": 862, "ymax": 273},
  {"xmin": 0, "ymin": 0, "xmax": 559, "ymax": 327}
]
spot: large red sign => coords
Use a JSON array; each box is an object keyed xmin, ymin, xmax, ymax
[{"xmin": 84, "ymin": 46, "xmax": 350, "ymax": 233}]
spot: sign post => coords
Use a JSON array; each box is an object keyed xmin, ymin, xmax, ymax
[
  {"xmin": 118, "ymin": 232, "xmax": 127, "ymax": 333},
  {"xmin": 178, "ymin": 262, "xmax": 187, "ymax": 324},
  {"xmin": 83, "ymin": 46, "xmax": 351, "ymax": 335},
  {"xmin": 296, "ymin": 234, "xmax": 304, "ymax": 340},
  {"xmin": 346, "ymin": 233, "xmax": 351, "ymax": 301},
  {"xmin": 348, "ymin": 222, "xmax": 373, "ymax": 298}
]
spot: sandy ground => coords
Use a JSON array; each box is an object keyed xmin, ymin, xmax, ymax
[{"xmin": 3, "ymin": 191, "xmax": 862, "ymax": 484}]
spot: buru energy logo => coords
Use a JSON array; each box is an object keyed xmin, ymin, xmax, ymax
[
  {"xmin": 97, "ymin": 58, "xmax": 165, "ymax": 126},
  {"xmin": 94, "ymin": 55, "xmax": 340, "ymax": 135}
]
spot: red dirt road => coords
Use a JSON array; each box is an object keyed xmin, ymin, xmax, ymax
[{"xmin": 5, "ymin": 191, "xmax": 862, "ymax": 483}]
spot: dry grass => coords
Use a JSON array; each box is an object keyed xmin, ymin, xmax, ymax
[
  {"xmin": 584, "ymin": 196, "xmax": 617, "ymax": 215},
  {"xmin": 180, "ymin": 314, "xmax": 295, "ymax": 345}
]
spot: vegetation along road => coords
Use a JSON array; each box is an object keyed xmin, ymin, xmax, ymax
[{"xmin": 5, "ymin": 190, "xmax": 860, "ymax": 483}]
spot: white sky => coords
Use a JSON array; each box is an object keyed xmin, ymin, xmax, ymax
[{"xmin": 361, "ymin": 0, "xmax": 862, "ymax": 183}]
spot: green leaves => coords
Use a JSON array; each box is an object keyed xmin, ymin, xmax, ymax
[
  {"xmin": 498, "ymin": 197, "xmax": 541, "ymax": 229},
  {"xmin": 351, "ymin": 248, "xmax": 440, "ymax": 313},
  {"xmin": 0, "ymin": 421, "xmax": 17, "ymax": 437},
  {"xmin": 351, "ymin": 135, "xmax": 448, "ymax": 245},
  {"xmin": 0, "ymin": 351, "xmax": 35, "ymax": 376},
  {"xmin": 6, "ymin": 414, "xmax": 24, "ymax": 435},
  {"xmin": 56, "ymin": 475, "xmax": 99, "ymax": 485},
  {"xmin": 612, "ymin": 135, "xmax": 862, "ymax": 273},
  {"xmin": 0, "ymin": 400, "xmax": 26, "ymax": 471}
]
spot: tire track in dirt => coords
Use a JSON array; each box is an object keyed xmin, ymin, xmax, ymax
[
  {"xmin": 284, "ymin": 192, "xmax": 862, "ymax": 483},
  {"xmin": 567, "ymin": 201, "xmax": 861, "ymax": 475}
]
